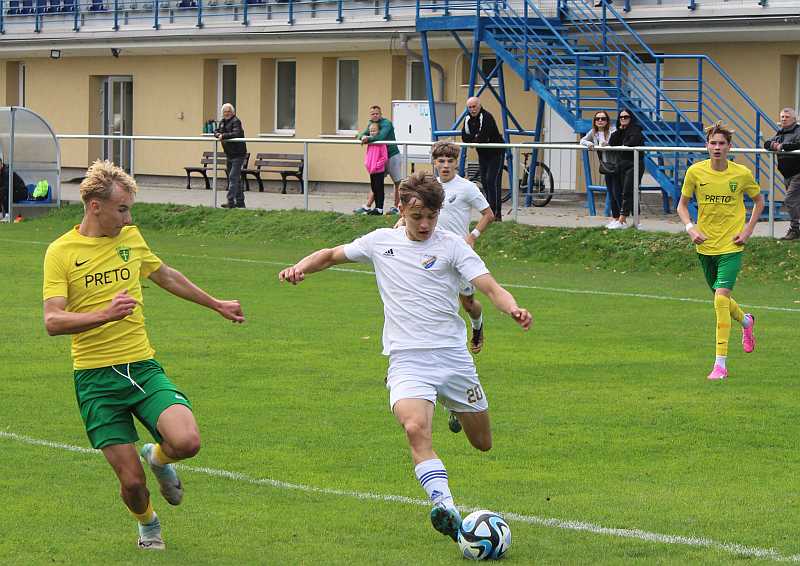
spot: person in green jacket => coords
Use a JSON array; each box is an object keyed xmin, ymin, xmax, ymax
[{"xmin": 356, "ymin": 105, "xmax": 403, "ymax": 215}]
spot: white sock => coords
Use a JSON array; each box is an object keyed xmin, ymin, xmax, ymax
[
  {"xmin": 415, "ymin": 458, "xmax": 456, "ymax": 510},
  {"xmin": 715, "ymin": 355, "xmax": 727, "ymax": 369},
  {"xmin": 470, "ymin": 313, "xmax": 483, "ymax": 330},
  {"xmin": 742, "ymin": 314, "xmax": 753, "ymax": 329}
]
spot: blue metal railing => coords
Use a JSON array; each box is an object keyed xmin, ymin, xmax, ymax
[{"xmin": 0, "ymin": 0, "xmax": 407, "ymax": 32}]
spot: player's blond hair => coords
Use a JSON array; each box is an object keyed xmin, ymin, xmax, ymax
[
  {"xmin": 431, "ymin": 141, "xmax": 461, "ymax": 160},
  {"xmin": 398, "ymin": 171, "xmax": 444, "ymax": 211},
  {"xmin": 79, "ymin": 160, "xmax": 138, "ymax": 204},
  {"xmin": 705, "ymin": 122, "xmax": 734, "ymax": 143}
]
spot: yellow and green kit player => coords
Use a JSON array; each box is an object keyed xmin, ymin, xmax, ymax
[
  {"xmin": 677, "ymin": 123, "xmax": 764, "ymax": 380},
  {"xmin": 43, "ymin": 160, "xmax": 245, "ymax": 550}
]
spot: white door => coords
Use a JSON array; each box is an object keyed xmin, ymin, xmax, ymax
[
  {"xmin": 103, "ymin": 76, "xmax": 133, "ymax": 172},
  {"xmin": 544, "ymin": 67, "xmax": 577, "ymax": 191}
]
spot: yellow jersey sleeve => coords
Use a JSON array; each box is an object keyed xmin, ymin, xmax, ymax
[
  {"xmin": 742, "ymin": 171, "xmax": 761, "ymax": 198},
  {"xmin": 130, "ymin": 227, "xmax": 163, "ymax": 278},
  {"xmin": 43, "ymin": 243, "xmax": 69, "ymax": 300},
  {"xmin": 681, "ymin": 166, "xmax": 697, "ymax": 199}
]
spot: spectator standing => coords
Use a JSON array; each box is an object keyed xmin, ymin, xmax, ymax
[
  {"xmin": 214, "ymin": 103, "xmax": 247, "ymax": 209},
  {"xmin": 608, "ymin": 109, "xmax": 645, "ymax": 230},
  {"xmin": 0, "ymin": 155, "xmax": 27, "ymax": 221},
  {"xmin": 461, "ymin": 97, "xmax": 505, "ymax": 221},
  {"xmin": 763, "ymin": 107, "xmax": 800, "ymax": 241},
  {"xmin": 357, "ymin": 105, "xmax": 403, "ymax": 215},
  {"xmin": 364, "ymin": 122, "xmax": 389, "ymax": 215},
  {"xmin": 580, "ymin": 111, "xmax": 618, "ymax": 228}
]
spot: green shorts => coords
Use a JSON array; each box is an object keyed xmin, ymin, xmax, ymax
[
  {"xmin": 74, "ymin": 359, "xmax": 192, "ymax": 450},
  {"xmin": 697, "ymin": 252, "xmax": 743, "ymax": 291}
]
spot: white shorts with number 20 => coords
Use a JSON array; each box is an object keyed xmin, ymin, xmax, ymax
[{"xmin": 386, "ymin": 347, "xmax": 488, "ymax": 413}]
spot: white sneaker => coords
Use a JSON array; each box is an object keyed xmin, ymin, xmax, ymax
[
  {"xmin": 137, "ymin": 515, "xmax": 165, "ymax": 550},
  {"xmin": 606, "ymin": 220, "xmax": 621, "ymax": 229},
  {"xmin": 618, "ymin": 221, "xmax": 632, "ymax": 230},
  {"xmin": 141, "ymin": 443, "xmax": 183, "ymax": 506}
]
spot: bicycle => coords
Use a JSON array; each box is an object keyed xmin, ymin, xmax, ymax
[{"xmin": 467, "ymin": 152, "xmax": 554, "ymax": 207}]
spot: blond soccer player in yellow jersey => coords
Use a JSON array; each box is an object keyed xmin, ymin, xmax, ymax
[
  {"xmin": 677, "ymin": 123, "xmax": 765, "ymax": 380},
  {"xmin": 42, "ymin": 160, "xmax": 245, "ymax": 550}
]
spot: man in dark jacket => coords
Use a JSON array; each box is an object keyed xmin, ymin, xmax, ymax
[
  {"xmin": 215, "ymin": 103, "xmax": 247, "ymax": 209},
  {"xmin": 764, "ymin": 107, "xmax": 800, "ymax": 240},
  {"xmin": 461, "ymin": 97, "xmax": 505, "ymax": 221},
  {"xmin": 0, "ymin": 156, "xmax": 27, "ymax": 221}
]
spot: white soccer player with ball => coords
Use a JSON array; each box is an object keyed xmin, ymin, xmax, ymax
[{"xmin": 279, "ymin": 171, "xmax": 531, "ymax": 544}]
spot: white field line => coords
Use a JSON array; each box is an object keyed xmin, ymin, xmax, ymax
[
  {"xmin": 1, "ymin": 430, "xmax": 799, "ymax": 562},
  {"xmin": 2, "ymin": 237, "xmax": 798, "ymax": 314}
]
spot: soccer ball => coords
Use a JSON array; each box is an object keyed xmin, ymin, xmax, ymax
[{"xmin": 457, "ymin": 510, "xmax": 511, "ymax": 560}]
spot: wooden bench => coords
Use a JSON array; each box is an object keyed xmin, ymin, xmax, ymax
[
  {"xmin": 242, "ymin": 153, "xmax": 304, "ymax": 194},
  {"xmin": 184, "ymin": 151, "xmax": 250, "ymax": 190}
]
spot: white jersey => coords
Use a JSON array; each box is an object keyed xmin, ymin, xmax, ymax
[
  {"xmin": 344, "ymin": 227, "xmax": 489, "ymax": 355},
  {"xmin": 437, "ymin": 175, "xmax": 490, "ymax": 237}
]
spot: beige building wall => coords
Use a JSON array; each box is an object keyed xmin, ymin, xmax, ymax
[{"xmin": 1, "ymin": 40, "xmax": 795, "ymax": 187}]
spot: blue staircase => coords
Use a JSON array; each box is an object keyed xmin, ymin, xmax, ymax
[{"xmin": 416, "ymin": 0, "xmax": 781, "ymax": 216}]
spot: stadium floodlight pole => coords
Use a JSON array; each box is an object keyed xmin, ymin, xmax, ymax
[
  {"xmin": 511, "ymin": 146, "xmax": 520, "ymax": 222},
  {"xmin": 768, "ymin": 152, "xmax": 775, "ymax": 238},
  {"xmin": 633, "ymin": 148, "xmax": 640, "ymax": 228},
  {"xmin": 303, "ymin": 141, "xmax": 309, "ymax": 211},
  {"xmin": 212, "ymin": 138, "xmax": 219, "ymax": 209}
]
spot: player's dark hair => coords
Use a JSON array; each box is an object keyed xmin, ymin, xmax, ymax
[
  {"xmin": 398, "ymin": 171, "xmax": 444, "ymax": 211},
  {"xmin": 705, "ymin": 121, "xmax": 734, "ymax": 143},
  {"xmin": 431, "ymin": 141, "xmax": 460, "ymax": 160}
]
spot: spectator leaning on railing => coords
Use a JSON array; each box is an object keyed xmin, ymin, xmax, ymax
[
  {"xmin": 763, "ymin": 107, "xmax": 800, "ymax": 241},
  {"xmin": 214, "ymin": 103, "xmax": 247, "ymax": 209}
]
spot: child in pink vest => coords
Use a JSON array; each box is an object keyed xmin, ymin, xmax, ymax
[{"xmin": 363, "ymin": 122, "xmax": 388, "ymax": 215}]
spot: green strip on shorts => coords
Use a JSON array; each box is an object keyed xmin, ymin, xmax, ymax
[
  {"xmin": 697, "ymin": 251, "xmax": 742, "ymax": 291},
  {"xmin": 73, "ymin": 358, "xmax": 192, "ymax": 449}
]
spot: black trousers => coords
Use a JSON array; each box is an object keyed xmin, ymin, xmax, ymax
[
  {"xmin": 370, "ymin": 172, "xmax": 385, "ymax": 211},
  {"xmin": 604, "ymin": 172, "xmax": 621, "ymax": 218},
  {"xmin": 479, "ymin": 151, "xmax": 504, "ymax": 219},
  {"xmin": 616, "ymin": 162, "xmax": 644, "ymax": 217}
]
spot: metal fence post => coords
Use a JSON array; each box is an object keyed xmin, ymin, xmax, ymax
[
  {"xmin": 402, "ymin": 143, "xmax": 408, "ymax": 181},
  {"xmin": 633, "ymin": 148, "xmax": 640, "ymax": 228},
  {"xmin": 212, "ymin": 138, "xmax": 218, "ymax": 208},
  {"xmin": 512, "ymin": 145, "xmax": 520, "ymax": 222},
  {"xmin": 768, "ymin": 151, "xmax": 775, "ymax": 238},
  {"xmin": 303, "ymin": 141, "xmax": 309, "ymax": 211},
  {"xmin": 130, "ymin": 137, "xmax": 135, "ymax": 179}
]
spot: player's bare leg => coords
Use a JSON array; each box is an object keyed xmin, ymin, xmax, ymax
[
  {"xmin": 453, "ymin": 410, "xmax": 492, "ymax": 452},
  {"xmin": 103, "ymin": 444, "xmax": 164, "ymax": 550},
  {"xmin": 393, "ymin": 398, "xmax": 461, "ymax": 541},
  {"xmin": 141, "ymin": 405, "xmax": 200, "ymax": 506}
]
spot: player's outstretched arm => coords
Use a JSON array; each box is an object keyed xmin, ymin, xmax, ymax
[
  {"xmin": 677, "ymin": 196, "xmax": 707, "ymax": 244},
  {"xmin": 44, "ymin": 291, "xmax": 138, "ymax": 336},
  {"xmin": 471, "ymin": 273, "xmax": 532, "ymax": 330},
  {"xmin": 279, "ymin": 245, "xmax": 350, "ymax": 285},
  {"xmin": 148, "ymin": 264, "xmax": 245, "ymax": 323},
  {"xmin": 734, "ymin": 192, "xmax": 765, "ymax": 245}
]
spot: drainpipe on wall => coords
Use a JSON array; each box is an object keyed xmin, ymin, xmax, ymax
[{"xmin": 401, "ymin": 33, "xmax": 446, "ymax": 101}]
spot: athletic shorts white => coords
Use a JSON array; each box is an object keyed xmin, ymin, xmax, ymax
[
  {"xmin": 459, "ymin": 277, "xmax": 475, "ymax": 296},
  {"xmin": 385, "ymin": 153, "xmax": 403, "ymax": 184},
  {"xmin": 386, "ymin": 347, "xmax": 488, "ymax": 413}
]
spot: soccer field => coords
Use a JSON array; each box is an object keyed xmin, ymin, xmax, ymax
[{"xmin": 1, "ymin": 208, "xmax": 798, "ymax": 565}]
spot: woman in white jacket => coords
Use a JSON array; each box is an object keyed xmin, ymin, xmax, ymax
[{"xmin": 580, "ymin": 111, "xmax": 618, "ymax": 228}]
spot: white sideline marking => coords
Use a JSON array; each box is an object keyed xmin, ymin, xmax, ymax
[
  {"xmin": 2, "ymin": 236, "xmax": 798, "ymax": 314},
  {"xmin": 1, "ymin": 430, "xmax": 799, "ymax": 562}
]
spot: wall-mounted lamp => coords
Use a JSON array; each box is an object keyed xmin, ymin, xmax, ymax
[
  {"xmin": 110, "ymin": 48, "xmax": 121, "ymax": 58},
  {"xmin": 50, "ymin": 49, "xmax": 61, "ymax": 59}
]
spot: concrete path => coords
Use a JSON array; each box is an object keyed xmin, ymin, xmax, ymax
[{"xmin": 53, "ymin": 181, "xmax": 790, "ymax": 238}]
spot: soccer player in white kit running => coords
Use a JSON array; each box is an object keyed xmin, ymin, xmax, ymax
[{"xmin": 279, "ymin": 171, "xmax": 532, "ymax": 543}]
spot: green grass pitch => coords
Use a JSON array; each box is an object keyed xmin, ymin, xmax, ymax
[{"xmin": 1, "ymin": 207, "xmax": 798, "ymax": 564}]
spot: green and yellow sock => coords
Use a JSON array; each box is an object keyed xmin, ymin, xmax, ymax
[
  {"xmin": 129, "ymin": 500, "xmax": 156, "ymax": 525},
  {"xmin": 153, "ymin": 444, "xmax": 177, "ymax": 466},
  {"xmin": 714, "ymin": 294, "xmax": 732, "ymax": 357}
]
